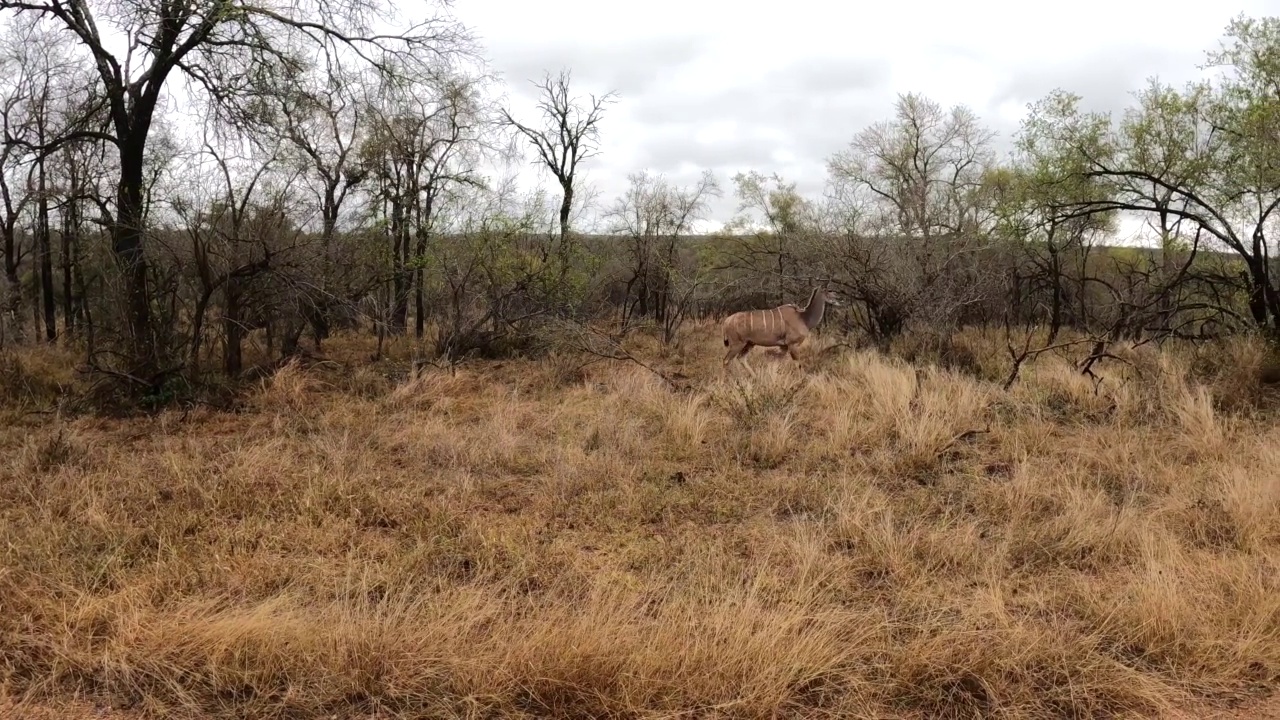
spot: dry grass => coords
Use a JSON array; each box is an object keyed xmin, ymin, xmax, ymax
[{"xmin": 2, "ymin": 321, "xmax": 1279, "ymax": 719}]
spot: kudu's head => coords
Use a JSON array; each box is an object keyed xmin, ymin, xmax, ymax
[
  {"xmin": 811, "ymin": 283, "xmax": 843, "ymax": 308},
  {"xmin": 797, "ymin": 283, "xmax": 841, "ymax": 330}
]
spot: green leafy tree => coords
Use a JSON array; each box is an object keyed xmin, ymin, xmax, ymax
[
  {"xmin": 1036, "ymin": 14, "xmax": 1280, "ymax": 334},
  {"xmin": 993, "ymin": 91, "xmax": 1118, "ymax": 340}
]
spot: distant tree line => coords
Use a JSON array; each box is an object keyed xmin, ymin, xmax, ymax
[{"xmin": 0, "ymin": 2, "xmax": 1277, "ymax": 400}]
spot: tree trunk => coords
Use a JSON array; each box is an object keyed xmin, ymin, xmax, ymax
[
  {"xmin": 222, "ymin": 281, "xmax": 243, "ymax": 377},
  {"xmin": 1078, "ymin": 244, "xmax": 1092, "ymax": 331},
  {"xmin": 1260, "ymin": 277, "xmax": 1280, "ymax": 336},
  {"xmin": 78, "ymin": 264, "xmax": 95, "ymax": 355},
  {"xmin": 61, "ymin": 194, "xmax": 77, "ymax": 336},
  {"xmin": 307, "ymin": 299, "xmax": 330, "ymax": 351},
  {"xmin": 390, "ymin": 197, "xmax": 408, "ymax": 334},
  {"xmin": 188, "ymin": 285, "xmax": 217, "ymax": 380},
  {"xmin": 414, "ymin": 266, "xmax": 425, "ymax": 338},
  {"xmin": 38, "ymin": 158, "xmax": 56, "ymax": 342},
  {"xmin": 635, "ymin": 260, "xmax": 650, "ymax": 318},
  {"xmin": 559, "ymin": 183, "xmax": 573, "ymax": 242},
  {"xmin": 1047, "ymin": 245, "xmax": 1062, "ymax": 345},
  {"xmin": 4, "ymin": 228, "xmax": 22, "ymax": 345},
  {"xmin": 776, "ymin": 248, "xmax": 785, "ymax": 307},
  {"xmin": 413, "ymin": 194, "xmax": 432, "ymax": 339},
  {"xmin": 321, "ymin": 188, "xmax": 337, "ymax": 293},
  {"xmin": 115, "ymin": 140, "xmax": 157, "ymax": 377},
  {"xmin": 1244, "ymin": 256, "xmax": 1278, "ymax": 334}
]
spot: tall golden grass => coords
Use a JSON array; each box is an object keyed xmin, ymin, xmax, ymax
[{"xmin": 1, "ymin": 321, "xmax": 1278, "ymax": 718}]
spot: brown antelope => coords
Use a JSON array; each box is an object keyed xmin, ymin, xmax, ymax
[{"xmin": 722, "ymin": 285, "xmax": 842, "ymax": 372}]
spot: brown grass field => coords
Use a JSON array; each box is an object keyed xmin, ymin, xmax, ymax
[{"xmin": 1, "ymin": 321, "xmax": 1279, "ymax": 719}]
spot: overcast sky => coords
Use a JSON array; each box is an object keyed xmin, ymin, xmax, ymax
[{"xmin": 451, "ymin": 0, "xmax": 1280, "ymax": 233}]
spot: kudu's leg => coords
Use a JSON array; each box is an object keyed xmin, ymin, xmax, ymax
[
  {"xmin": 723, "ymin": 341, "xmax": 743, "ymax": 371},
  {"xmin": 736, "ymin": 343, "xmax": 757, "ymax": 376},
  {"xmin": 786, "ymin": 338, "xmax": 807, "ymax": 371},
  {"xmin": 722, "ymin": 343, "xmax": 744, "ymax": 374}
]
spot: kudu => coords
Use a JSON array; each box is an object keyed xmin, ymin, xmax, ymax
[{"xmin": 722, "ymin": 285, "xmax": 842, "ymax": 372}]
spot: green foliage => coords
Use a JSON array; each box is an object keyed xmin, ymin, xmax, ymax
[
  {"xmin": 1003, "ymin": 90, "xmax": 1118, "ymax": 245},
  {"xmin": 1119, "ymin": 80, "xmax": 1219, "ymax": 188},
  {"xmin": 725, "ymin": 171, "xmax": 814, "ymax": 236},
  {"xmin": 1206, "ymin": 15, "xmax": 1280, "ymax": 192}
]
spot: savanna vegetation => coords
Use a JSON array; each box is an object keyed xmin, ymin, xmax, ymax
[{"xmin": 1, "ymin": 0, "xmax": 1279, "ymax": 717}]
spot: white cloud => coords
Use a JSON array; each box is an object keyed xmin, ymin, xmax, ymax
[
  {"xmin": 31, "ymin": 0, "xmax": 1278, "ymax": 236},
  {"xmin": 448, "ymin": 0, "xmax": 1280, "ymax": 231}
]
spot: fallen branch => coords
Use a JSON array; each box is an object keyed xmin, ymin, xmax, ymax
[
  {"xmin": 77, "ymin": 361, "xmax": 188, "ymax": 391},
  {"xmin": 550, "ymin": 317, "xmax": 683, "ymax": 390},
  {"xmin": 1001, "ymin": 315, "xmax": 1100, "ymax": 391}
]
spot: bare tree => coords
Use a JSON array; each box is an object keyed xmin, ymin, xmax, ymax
[
  {"xmin": 168, "ymin": 127, "xmax": 290, "ymax": 377},
  {"xmin": 712, "ymin": 171, "xmax": 818, "ymax": 310},
  {"xmin": 0, "ymin": 18, "xmax": 108, "ymax": 347},
  {"xmin": 0, "ymin": 0, "xmax": 475, "ymax": 389},
  {"xmin": 821, "ymin": 93, "xmax": 1000, "ymax": 342},
  {"xmin": 0, "ymin": 32, "xmax": 34, "ymax": 345},
  {"xmin": 359, "ymin": 66, "xmax": 494, "ymax": 338},
  {"xmin": 405, "ymin": 75, "xmax": 493, "ymax": 338},
  {"xmin": 606, "ymin": 169, "xmax": 720, "ymax": 343},
  {"xmin": 268, "ymin": 64, "xmax": 373, "ymax": 349},
  {"xmin": 828, "ymin": 92, "xmax": 996, "ymax": 239},
  {"xmin": 50, "ymin": 105, "xmax": 113, "ymax": 340},
  {"xmin": 501, "ymin": 69, "xmax": 617, "ymax": 243},
  {"xmin": 275, "ymin": 64, "xmax": 370, "ymax": 280},
  {"xmin": 6, "ymin": 21, "xmax": 90, "ymax": 342}
]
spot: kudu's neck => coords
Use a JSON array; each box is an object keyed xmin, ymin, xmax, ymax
[{"xmin": 800, "ymin": 287, "xmax": 826, "ymax": 329}]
